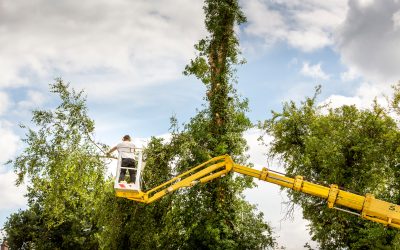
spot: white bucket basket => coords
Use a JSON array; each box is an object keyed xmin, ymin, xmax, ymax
[{"xmin": 114, "ymin": 148, "xmax": 144, "ymax": 191}]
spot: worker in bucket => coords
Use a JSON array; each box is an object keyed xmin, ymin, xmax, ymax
[{"xmin": 108, "ymin": 134, "xmax": 136, "ymax": 183}]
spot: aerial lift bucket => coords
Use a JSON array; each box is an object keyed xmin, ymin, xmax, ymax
[{"xmin": 114, "ymin": 148, "xmax": 144, "ymax": 195}]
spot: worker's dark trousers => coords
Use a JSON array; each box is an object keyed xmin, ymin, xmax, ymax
[{"xmin": 119, "ymin": 158, "xmax": 136, "ymax": 183}]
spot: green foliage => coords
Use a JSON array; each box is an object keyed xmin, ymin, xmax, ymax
[
  {"xmin": 4, "ymin": 208, "xmax": 37, "ymax": 249},
  {"xmin": 261, "ymin": 87, "xmax": 400, "ymax": 249},
  {"xmin": 4, "ymin": 79, "xmax": 106, "ymax": 249}
]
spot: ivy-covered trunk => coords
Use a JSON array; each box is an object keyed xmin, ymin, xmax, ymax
[
  {"xmin": 206, "ymin": 0, "xmax": 240, "ymax": 242},
  {"xmin": 179, "ymin": 0, "xmax": 275, "ymax": 249}
]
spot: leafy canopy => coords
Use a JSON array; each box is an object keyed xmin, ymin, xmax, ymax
[
  {"xmin": 4, "ymin": 79, "xmax": 107, "ymax": 249},
  {"xmin": 261, "ymin": 87, "xmax": 400, "ymax": 249}
]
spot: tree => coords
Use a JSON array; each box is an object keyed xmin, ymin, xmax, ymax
[
  {"xmin": 99, "ymin": 0, "xmax": 276, "ymax": 248},
  {"xmin": 261, "ymin": 87, "xmax": 400, "ymax": 249},
  {"xmin": 4, "ymin": 79, "xmax": 106, "ymax": 249},
  {"xmin": 159, "ymin": 0, "xmax": 275, "ymax": 248}
]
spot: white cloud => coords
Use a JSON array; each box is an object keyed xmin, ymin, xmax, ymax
[
  {"xmin": 337, "ymin": 0, "xmax": 400, "ymax": 84},
  {"xmin": 321, "ymin": 94, "xmax": 363, "ymax": 110},
  {"xmin": 286, "ymin": 30, "xmax": 333, "ymax": 52},
  {"xmin": 0, "ymin": 92, "xmax": 10, "ymax": 116},
  {"xmin": 0, "ymin": 121, "xmax": 19, "ymax": 164},
  {"xmin": 242, "ymin": 0, "xmax": 347, "ymax": 52},
  {"xmin": 17, "ymin": 90, "xmax": 46, "ymax": 110},
  {"xmin": 300, "ymin": 62, "xmax": 330, "ymax": 80},
  {"xmin": 340, "ymin": 67, "xmax": 360, "ymax": 81},
  {"xmin": 241, "ymin": 0, "xmax": 287, "ymax": 46},
  {"xmin": 320, "ymin": 81, "xmax": 392, "ymax": 110},
  {"xmin": 357, "ymin": 0, "xmax": 375, "ymax": 8},
  {"xmin": 0, "ymin": 0, "xmax": 205, "ymax": 99},
  {"xmin": 392, "ymin": 10, "xmax": 400, "ymax": 31},
  {"xmin": 0, "ymin": 121, "xmax": 25, "ymax": 225},
  {"xmin": 244, "ymin": 128, "xmax": 278, "ymax": 169},
  {"xmin": 354, "ymin": 81, "xmax": 392, "ymax": 105},
  {"xmin": 0, "ymin": 171, "xmax": 27, "ymax": 211}
]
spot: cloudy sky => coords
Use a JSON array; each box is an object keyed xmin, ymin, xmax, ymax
[{"xmin": 1, "ymin": 0, "xmax": 400, "ymax": 248}]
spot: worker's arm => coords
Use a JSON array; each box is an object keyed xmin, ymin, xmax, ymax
[{"xmin": 107, "ymin": 146, "xmax": 117, "ymax": 155}]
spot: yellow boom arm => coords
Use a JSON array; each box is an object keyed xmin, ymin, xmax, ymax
[{"xmin": 115, "ymin": 155, "xmax": 400, "ymax": 229}]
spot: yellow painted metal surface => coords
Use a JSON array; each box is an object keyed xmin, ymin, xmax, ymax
[{"xmin": 115, "ymin": 154, "xmax": 400, "ymax": 229}]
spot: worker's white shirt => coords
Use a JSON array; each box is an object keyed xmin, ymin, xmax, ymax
[{"xmin": 116, "ymin": 141, "xmax": 136, "ymax": 159}]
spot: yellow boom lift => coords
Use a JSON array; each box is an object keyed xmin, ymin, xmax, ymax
[{"xmin": 114, "ymin": 154, "xmax": 400, "ymax": 229}]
